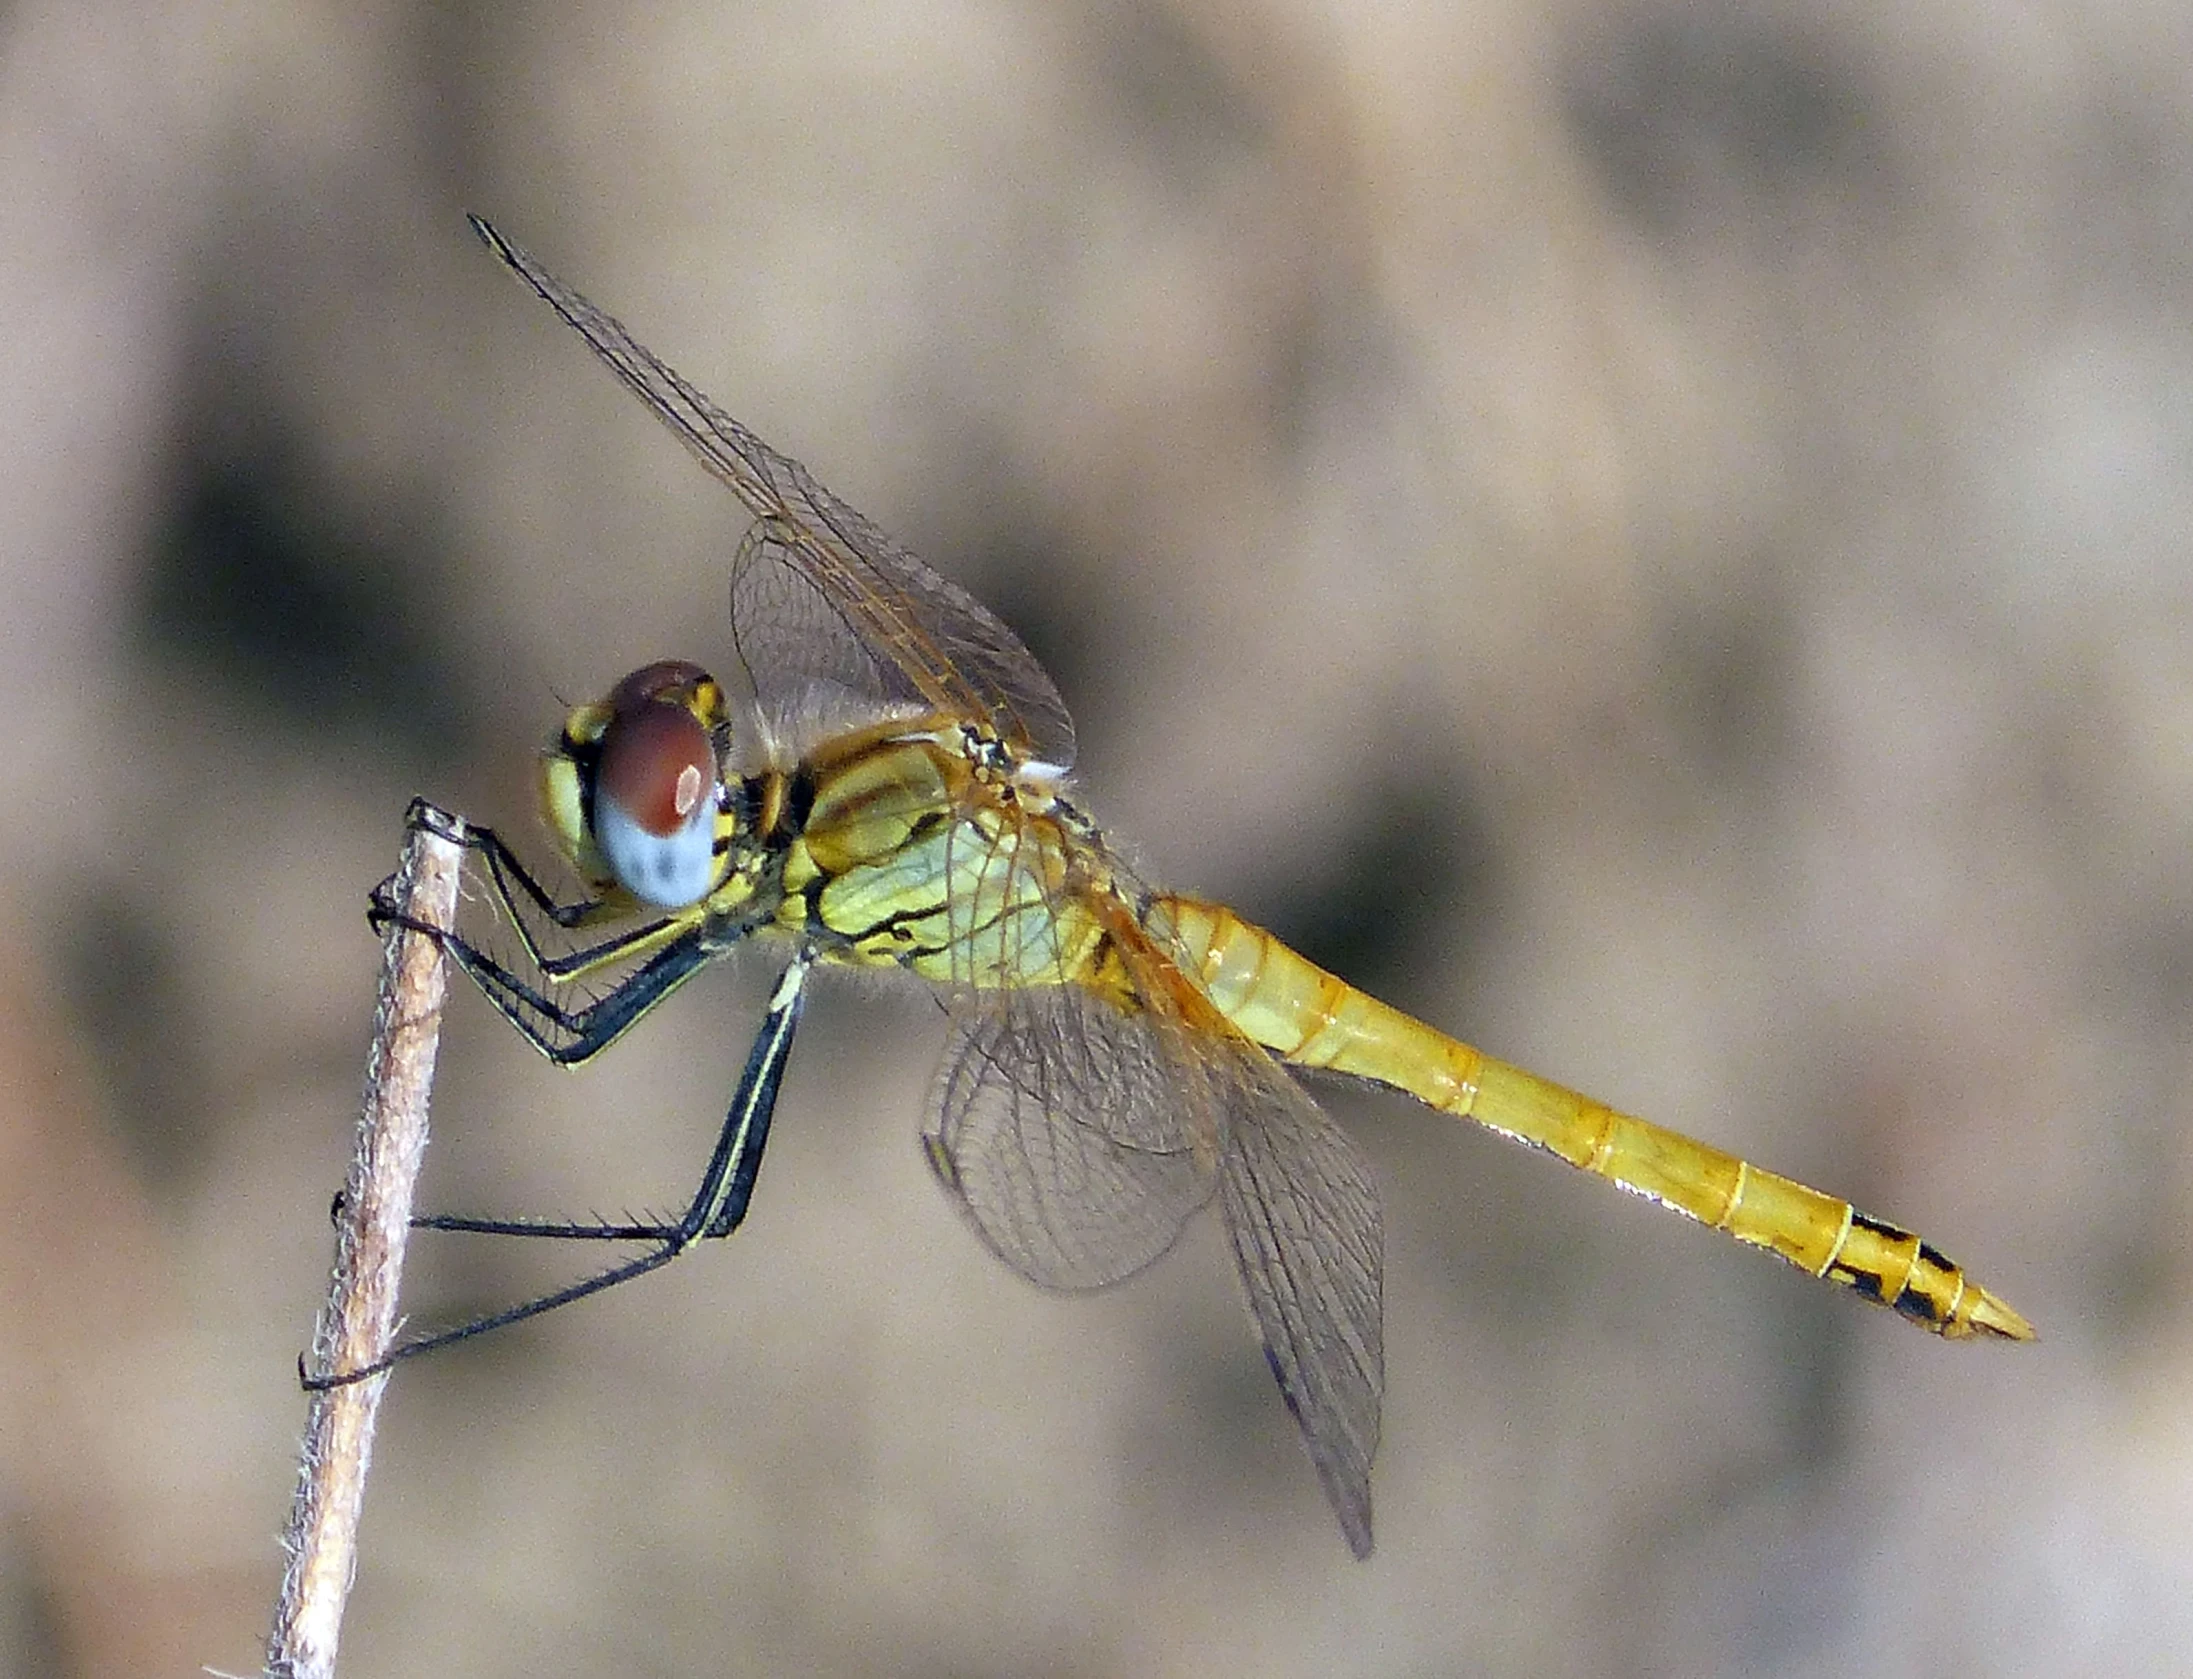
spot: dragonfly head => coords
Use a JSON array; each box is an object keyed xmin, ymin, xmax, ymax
[{"xmin": 541, "ymin": 660, "xmax": 735, "ymax": 910}]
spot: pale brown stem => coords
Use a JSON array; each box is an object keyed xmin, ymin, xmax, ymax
[{"xmin": 266, "ymin": 811, "xmax": 464, "ymax": 1679}]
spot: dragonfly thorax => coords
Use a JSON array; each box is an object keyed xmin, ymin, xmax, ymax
[{"xmin": 540, "ymin": 660, "xmax": 737, "ymax": 910}]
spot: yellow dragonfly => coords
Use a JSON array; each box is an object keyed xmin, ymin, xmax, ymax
[{"xmin": 349, "ymin": 216, "xmax": 2032, "ymax": 1560}]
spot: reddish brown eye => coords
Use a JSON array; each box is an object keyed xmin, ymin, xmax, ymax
[
  {"xmin": 584, "ymin": 662, "xmax": 725, "ymax": 907},
  {"xmin": 598, "ymin": 702, "xmax": 715, "ymax": 837}
]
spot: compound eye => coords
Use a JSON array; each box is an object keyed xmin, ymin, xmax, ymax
[{"xmin": 593, "ymin": 698, "xmax": 720, "ymax": 908}]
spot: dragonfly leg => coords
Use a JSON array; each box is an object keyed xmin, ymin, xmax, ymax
[
  {"xmin": 698, "ymin": 954, "xmax": 809, "ymax": 1237},
  {"xmin": 391, "ymin": 796, "xmax": 595, "ymax": 927},
  {"xmin": 303, "ymin": 952, "xmax": 813, "ymax": 1389},
  {"xmin": 371, "ymin": 800, "xmax": 678, "ymax": 981},
  {"xmin": 369, "ymin": 800, "xmax": 765, "ymax": 1065},
  {"xmin": 372, "ymin": 902, "xmax": 721, "ymax": 1066}
]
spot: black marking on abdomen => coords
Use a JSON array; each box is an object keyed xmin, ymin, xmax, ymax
[
  {"xmin": 1892, "ymin": 1286, "xmax": 1950, "ymax": 1326},
  {"xmin": 1826, "ymin": 1211, "xmax": 1951, "ymax": 1319},
  {"xmin": 1828, "ymin": 1262, "xmax": 1889, "ymax": 1304},
  {"xmin": 1825, "ymin": 1211, "xmax": 1908, "ymax": 1300},
  {"xmin": 1891, "ymin": 1241, "xmax": 1959, "ymax": 1324}
]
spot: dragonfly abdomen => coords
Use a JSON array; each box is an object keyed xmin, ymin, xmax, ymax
[{"xmin": 1154, "ymin": 894, "xmax": 2033, "ymax": 1342}]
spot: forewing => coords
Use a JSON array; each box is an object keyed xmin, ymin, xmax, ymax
[
  {"xmin": 924, "ymin": 987, "xmax": 1214, "ymax": 1290},
  {"xmin": 1213, "ymin": 1046, "xmax": 1384, "ymax": 1559},
  {"xmin": 472, "ymin": 216, "xmax": 1076, "ymax": 767},
  {"xmin": 729, "ymin": 520, "xmax": 924, "ymax": 739},
  {"xmin": 724, "ymin": 485, "xmax": 1075, "ymax": 769}
]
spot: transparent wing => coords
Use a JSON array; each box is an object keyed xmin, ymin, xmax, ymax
[
  {"xmin": 730, "ymin": 520, "xmax": 921, "ymax": 736},
  {"xmin": 472, "ymin": 215, "xmax": 1076, "ymax": 767},
  {"xmin": 923, "ymin": 986, "xmax": 1215, "ymax": 1290},
  {"xmin": 926, "ymin": 887, "xmax": 1385, "ymax": 1554},
  {"xmin": 1212, "ymin": 1049, "xmax": 1384, "ymax": 1559}
]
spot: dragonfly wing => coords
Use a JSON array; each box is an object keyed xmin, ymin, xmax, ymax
[
  {"xmin": 1213, "ymin": 1052, "xmax": 1384, "ymax": 1559},
  {"xmin": 924, "ymin": 987, "xmax": 1214, "ymax": 1291},
  {"xmin": 929, "ymin": 933, "xmax": 1384, "ymax": 1553},
  {"xmin": 471, "ymin": 217, "xmax": 1076, "ymax": 767},
  {"xmin": 724, "ymin": 475, "xmax": 1075, "ymax": 768},
  {"xmin": 730, "ymin": 518, "xmax": 929, "ymax": 739}
]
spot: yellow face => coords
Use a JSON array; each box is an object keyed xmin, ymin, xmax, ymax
[{"xmin": 538, "ymin": 661, "xmax": 735, "ymax": 909}]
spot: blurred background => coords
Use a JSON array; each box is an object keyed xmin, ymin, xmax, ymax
[{"xmin": 0, "ymin": 0, "xmax": 2183, "ymax": 1673}]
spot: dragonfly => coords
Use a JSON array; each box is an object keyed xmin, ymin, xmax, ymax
[{"xmin": 340, "ymin": 215, "xmax": 2033, "ymax": 1560}]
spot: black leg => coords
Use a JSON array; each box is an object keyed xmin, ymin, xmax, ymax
[
  {"xmin": 701, "ymin": 956, "xmax": 809, "ymax": 1237},
  {"xmin": 303, "ymin": 952, "xmax": 814, "ymax": 1390},
  {"xmin": 369, "ymin": 801, "xmax": 756, "ymax": 1067},
  {"xmin": 388, "ymin": 797, "xmax": 599, "ymax": 930},
  {"xmin": 371, "ymin": 802, "xmax": 690, "ymax": 987},
  {"xmin": 445, "ymin": 919, "xmax": 723, "ymax": 1066},
  {"xmin": 367, "ymin": 900, "xmax": 723, "ymax": 1066}
]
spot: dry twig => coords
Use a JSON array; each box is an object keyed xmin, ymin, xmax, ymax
[{"xmin": 266, "ymin": 812, "xmax": 463, "ymax": 1679}]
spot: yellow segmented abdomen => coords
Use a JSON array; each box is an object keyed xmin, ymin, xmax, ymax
[{"xmin": 1152, "ymin": 895, "xmax": 2033, "ymax": 1342}]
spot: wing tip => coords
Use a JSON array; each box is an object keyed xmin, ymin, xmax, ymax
[
  {"xmin": 1341, "ymin": 1501, "xmax": 1376, "ymax": 1560},
  {"xmin": 464, "ymin": 210, "xmax": 509, "ymax": 261}
]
